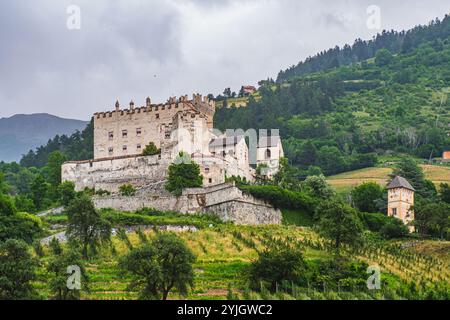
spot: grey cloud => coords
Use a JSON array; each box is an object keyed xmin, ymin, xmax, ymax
[{"xmin": 0, "ymin": 0, "xmax": 449, "ymax": 120}]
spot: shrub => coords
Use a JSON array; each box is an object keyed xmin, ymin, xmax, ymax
[
  {"xmin": 119, "ymin": 184, "xmax": 136, "ymax": 197},
  {"xmin": 239, "ymin": 185, "xmax": 316, "ymax": 213},
  {"xmin": 142, "ymin": 142, "xmax": 161, "ymax": 156},
  {"xmin": 380, "ymin": 218, "xmax": 409, "ymax": 239},
  {"xmin": 248, "ymin": 242, "xmax": 308, "ymax": 292},
  {"xmin": 165, "ymin": 153, "xmax": 203, "ymax": 196}
]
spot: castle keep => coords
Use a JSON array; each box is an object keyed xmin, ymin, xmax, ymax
[
  {"xmin": 62, "ymin": 94, "xmax": 284, "ymax": 225},
  {"xmin": 387, "ymin": 176, "xmax": 415, "ymax": 232}
]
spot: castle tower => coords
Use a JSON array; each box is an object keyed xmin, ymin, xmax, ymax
[{"xmin": 387, "ymin": 176, "xmax": 415, "ymax": 232}]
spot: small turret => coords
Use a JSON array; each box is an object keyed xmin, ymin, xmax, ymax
[
  {"xmin": 115, "ymin": 100, "xmax": 120, "ymax": 111},
  {"xmin": 130, "ymin": 100, "xmax": 135, "ymax": 110},
  {"xmin": 146, "ymin": 97, "xmax": 151, "ymax": 107}
]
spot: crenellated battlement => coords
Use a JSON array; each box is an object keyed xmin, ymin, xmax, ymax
[
  {"xmin": 94, "ymin": 94, "xmax": 215, "ymax": 120},
  {"xmin": 93, "ymin": 93, "xmax": 215, "ymax": 159}
]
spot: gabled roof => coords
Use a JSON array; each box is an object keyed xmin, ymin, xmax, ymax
[
  {"xmin": 209, "ymin": 136, "xmax": 244, "ymax": 148},
  {"xmin": 387, "ymin": 176, "xmax": 415, "ymax": 191},
  {"xmin": 258, "ymin": 136, "xmax": 281, "ymax": 148}
]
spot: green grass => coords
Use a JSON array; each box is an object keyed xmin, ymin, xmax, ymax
[
  {"xmin": 35, "ymin": 210, "xmax": 449, "ymax": 300},
  {"xmin": 282, "ymin": 209, "xmax": 314, "ymax": 227},
  {"xmin": 327, "ymin": 164, "xmax": 450, "ymax": 194}
]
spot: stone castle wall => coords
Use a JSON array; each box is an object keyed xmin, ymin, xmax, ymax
[
  {"xmin": 94, "ymin": 94, "xmax": 215, "ymax": 159},
  {"xmin": 93, "ymin": 182, "xmax": 282, "ymax": 225},
  {"xmin": 62, "ymin": 153, "xmax": 170, "ymax": 192}
]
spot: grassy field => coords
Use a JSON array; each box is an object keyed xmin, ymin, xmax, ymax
[
  {"xmin": 35, "ymin": 217, "xmax": 450, "ymax": 300},
  {"xmin": 327, "ymin": 165, "xmax": 450, "ymax": 193}
]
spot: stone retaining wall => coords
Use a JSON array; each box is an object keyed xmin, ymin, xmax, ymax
[{"xmin": 93, "ymin": 182, "xmax": 281, "ymax": 225}]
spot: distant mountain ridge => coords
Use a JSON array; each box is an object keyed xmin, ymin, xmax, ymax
[{"xmin": 0, "ymin": 113, "xmax": 87, "ymax": 163}]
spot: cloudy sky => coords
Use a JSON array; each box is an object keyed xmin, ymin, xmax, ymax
[{"xmin": 0, "ymin": 0, "xmax": 449, "ymax": 120}]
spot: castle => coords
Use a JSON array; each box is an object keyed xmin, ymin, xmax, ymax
[
  {"xmin": 387, "ymin": 176, "xmax": 415, "ymax": 232},
  {"xmin": 62, "ymin": 94, "xmax": 284, "ymax": 225}
]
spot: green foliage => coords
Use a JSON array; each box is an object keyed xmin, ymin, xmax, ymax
[
  {"xmin": 277, "ymin": 15, "xmax": 450, "ymax": 81},
  {"xmin": 239, "ymin": 185, "xmax": 316, "ymax": 213},
  {"xmin": 66, "ymin": 195, "xmax": 111, "ymax": 259},
  {"xmin": 375, "ymin": 49, "xmax": 394, "ymax": 67},
  {"xmin": 392, "ymin": 158, "xmax": 437, "ymax": 198},
  {"xmin": 415, "ymin": 202, "xmax": 450, "ymax": 239},
  {"xmin": 315, "ymin": 199, "xmax": 364, "ymax": 249},
  {"xmin": 119, "ymin": 232, "xmax": 196, "ymax": 300},
  {"xmin": 43, "ymin": 151, "xmax": 67, "ymax": 186},
  {"xmin": 0, "ymin": 212, "xmax": 43, "ymax": 244},
  {"xmin": 379, "ymin": 218, "xmax": 409, "ymax": 239},
  {"xmin": 351, "ymin": 182, "xmax": 384, "ymax": 213},
  {"xmin": 30, "ymin": 174, "xmax": 49, "ymax": 211},
  {"xmin": 165, "ymin": 153, "xmax": 203, "ymax": 196},
  {"xmin": 0, "ymin": 193, "xmax": 16, "ymax": 216},
  {"xmin": 47, "ymin": 247, "xmax": 89, "ymax": 300},
  {"xmin": 119, "ymin": 184, "xmax": 136, "ymax": 197},
  {"xmin": 0, "ymin": 239, "xmax": 38, "ymax": 299},
  {"xmin": 49, "ymin": 237, "xmax": 63, "ymax": 255},
  {"xmin": 20, "ymin": 119, "xmax": 94, "ymax": 168},
  {"xmin": 303, "ymin": 175, "xmax": 335, "ymax": 199},
  {"xmin": 142, "ymin": 142, "xmax": 161, "ymax": 156},
  {"xmin": 248, "ymin": 240, "xmax": 308, "ymax": 292},
  {"xmin": 100, "ymin": 208, "xmax": 221, "ymax": 229},
  {"xmin": 439, "ymin": 183, "xmax": 450, "ymax": 204},
  {"xmin": 58, "ymin": 181, "xmax": 76, "ymax": 206}
]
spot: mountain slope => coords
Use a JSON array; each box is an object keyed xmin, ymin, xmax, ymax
[
  {"xmin": 215, "ymin": 30, "xmax": 450, "ymax": 176},
  {"xmin": 0, "ymin": 113, "xmax": 87, "ymax": 162}
]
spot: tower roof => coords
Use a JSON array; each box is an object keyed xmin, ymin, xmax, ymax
[{"xmin": 387, "ymin": 176, "xmax": 415, "ymax": 191}]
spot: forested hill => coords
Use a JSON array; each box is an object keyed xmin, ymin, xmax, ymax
[
  {"xmin": 277, "ymin": 14, "xmax": 450, "ymax": 82},
  {"xmin": 0, "ymin": 114, "xmax": 87, "ymax": 163},
  {"xmin": 215, "ymin": 31, "xmax": 450, "ymax": 176}
]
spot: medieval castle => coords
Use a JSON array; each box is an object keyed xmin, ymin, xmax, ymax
[{"xmin": 62, "ymin": 94, "xmax": 284, "ymax": 225}]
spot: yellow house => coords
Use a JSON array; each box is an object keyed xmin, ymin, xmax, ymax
[{"xmin": 387, "ymin": 176, "xmax": 415, "ymax": 232}]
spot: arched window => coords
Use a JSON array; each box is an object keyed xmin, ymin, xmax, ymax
[{"xmin": 265, "ymin": 149, "xmax": 271, "ymax": 159}]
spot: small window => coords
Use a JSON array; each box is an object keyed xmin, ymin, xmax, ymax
[
  {"xmin": 156, "ymin": 114, "xmax": 160, "ymax": 119},
  {"xmin": 222, "ymin": 151, "xmax": 226, "ymax": 157},
  {"xmin": 108, "ymin": 131, "xmax": 114, "ymax": 140},
  {"xmin": 265, "ymin": 149, "xmax": 272, "ymax": 159},
  {"xmin": 122, "ymin": 130, "xmax": 128, "ymax": 138},
  {"xmin": 123, "ymin": 145, "xmax": 127, "ymax": 152},
  {"xmin": 136, "ymin": 128, "xmax": 142, "ymax": 136},
  {"xmin": 392, "ymin": 208, "xmax": 397, "ymax": 216},
  {"xmin": 208, "ymin": 178, "xmax": 212, "ymax": 184},
  {"xmin": 205, "ymin": 167, "xmax": 210, "ymax": 173},
  {"xmin": 137, "ymin": 144, "xmax": 142, "ymax": 150},
  {"xmin": 165, "ymin": 133, "xmax": 171, "ymax": 139},
  {"xmin": 108, "ymin": 147, "xmax": 114, "ymax": 155}
]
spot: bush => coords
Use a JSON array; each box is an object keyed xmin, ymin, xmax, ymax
[
  {"xmin": 361, "ymin": 212, "xmax": 409, "ymax": 239},
  {"xmin": 248, "ymin": 242, "xmax": 308, "ymax": 292},
  {"xmin": 59, "ymin": 181, "xmax": 76, "ymax": 206},
  {"xmin": 380, "ymin": 218, "xmax": 409, "ymax": 239},
  {"xmin": 351, "ymin": 182, "xmax": 384, "ymax": 213},
  {"xmin": 239, "ymin": 185, "xmax": 316, "ymax": 213},
  {"xmin": 165, "ymin": 153, "xmax": 203, "ymax": 196},
  {"xmin": 142, "ymin": 142, "xmax": 161, "ymax": 156},
  {"xmin": 119, "ymin": 184, "xmax": 136, "ymax": 197},
  {"xmin": 0, "ymin": 212, "xmax": 43, "ymax": 244}
]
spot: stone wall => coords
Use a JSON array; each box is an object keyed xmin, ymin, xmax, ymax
[
  {"xmin": 62, "ymin": 154, "xmax": 170, "ymax": 192},
  {"xmin": 94, "ymin": 94, "xmax": 215, "ymax": 159},
  {"xmin": 93, "ymin": 182, "xmax": 282, "ymax": 225}
]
